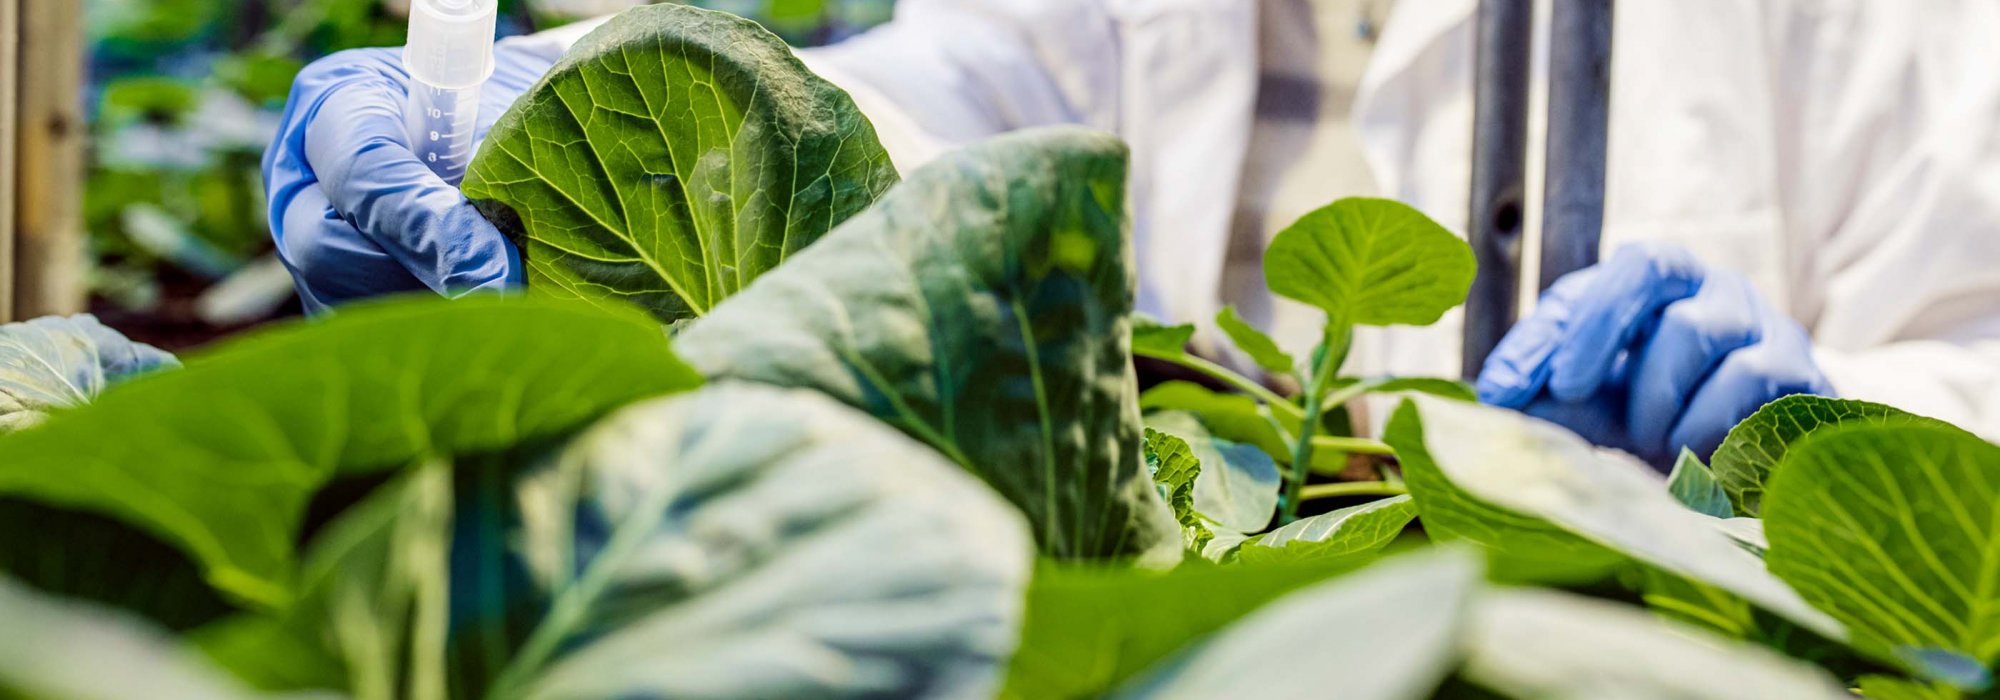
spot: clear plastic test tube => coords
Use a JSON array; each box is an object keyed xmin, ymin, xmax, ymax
[{"xmin": 404, "ymin": 0, "xmax": 498, "ymax": 185}]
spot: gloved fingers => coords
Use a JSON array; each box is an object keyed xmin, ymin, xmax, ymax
[
  {"xmin": 1670, "ymin": 322, "xmax": 1830, "ymax": 459},
  {"xmin": 1476, "ymin": 268, "xmax": 1600, "ymax": 407},
  {"xmin": 274, "ymin": 181, "xmax": 428, "ymax": 313},
  {"xmin": 1522, "ymin": 389, "xmax": 1636, "ymax": 457},
  {"xmin": 1547, "ymin": 243, "xmax": 1707, "ymax": 402},
  {"xmin": 1625, "ymin": 271, "xmax": 1764, "ymax": 455},
  {"xmin": 301, "ymin": 68, "xmax": 519, "ymax": 295}
]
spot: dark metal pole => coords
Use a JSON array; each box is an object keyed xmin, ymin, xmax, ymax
[
  {"xmin": 1539, "ymin": 0, "xmax": 1614, "ymax": 290},
  {"xmin": 1462, "ymin": 0, "xmax": 1533, "ymax": 380}
]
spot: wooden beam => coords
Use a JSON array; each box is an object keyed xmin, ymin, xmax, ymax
[
  {"xmin": 14, "ymin": 0, "xmax": 83, "ymax": 320},
  {"xmin": 0, "ymin": 0, "xmax": 17, "ymax": 323}
]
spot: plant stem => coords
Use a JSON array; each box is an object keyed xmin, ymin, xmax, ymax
[
  {"xmin": 1318, "ymin": 376, "xmax": 1387, "ymax": 411},
  {"xmin": 1137, "ymin": 349, "xmax": 1305, "ymax": 421},
  {"xmin": 1298, "ymin": 480, "xmax": 1410, "ymax": 500},
  {"xmin": 1310, "ymin": 435, "xmax": 1395, "ymax": 455},
  {"xmin": 1281, "ymin": 324, "xmax": 1352, "ymax": 524}
]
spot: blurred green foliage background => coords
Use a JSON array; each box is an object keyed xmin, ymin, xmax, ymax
[{"xmin": 84, "ymin": 0, "xmax": 891, "ymax": 347}]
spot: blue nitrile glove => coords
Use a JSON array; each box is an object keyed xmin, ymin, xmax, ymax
[
  {"xmin": 1476, "ymin": 243, "xmax": 1834, "ymax": 468},
  {"xmin": 263, "ymin": 40, "xmax": 563, "ymax": 313}
]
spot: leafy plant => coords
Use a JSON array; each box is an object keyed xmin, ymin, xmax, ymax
[
  {"xmin": 1131, "ymin": 197, "xmax": 1475, "ymax": 525},
  {"xmin": 0, "ymin": 314, "xmax": 178, "ymax": 432},
  {"xmin": 674, "ymin": 126, "xmax": 1179, "ymax": 562},
  {"xmin": 8, "ymin": 5, "xmax": 1999, "ymax": 699},
  {"xmin": 463, "ymin": 3, "xmax": 899, "ymax": 322}
]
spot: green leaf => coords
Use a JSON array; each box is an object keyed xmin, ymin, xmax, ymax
[
  {"xmin": 1459, "ymin": 588, "xmax": 1850, "ymax": 699},
  {"xmin": 282, "ymin": 460, "xmax": 456, "ymax": 700},
  {"xmin": 0, "ymin": 314, "xmax": 177, "ymax": 432},
  {"xmin": 0, "ymin": 501, "xmax": 232, "ymax": 631},
  {"xmin": 1132, "ymin": 315, "xmax": 1194, "ymax": 360},
  {"xmin": 1641, "ymin": 567, "xmax": 1759, "ymax": 638},
  {"xmin": 1000, "ymin": 558, "xmax": 1368, "ymax": 699},
  {"xmin": 1145, "ymin": 411, "xmax": 1279, "ymax": 533},
  {"xmin": 1112, "ymin": 549, "xmax": 1478, "ymax": 699},
  {"xmin": 1141, "ymin": 381, "xmax": 1292, "ymax": 462},
  {"xmin": 1238, "ymin": 495, "xmax": 1416, "ymax": 565},
  {"xmin": 1711, "ymin": 395, "xmax": 1940, "ymax": 516},
  {"xmin": 463, "ymin": 4, "xmax": 899, "ymax": 322},
  {"xmin": 1262, "ymin": 197, "xmax": 1475, "ymax": 327},
  {"xmin": 1668, "ymin": 448, "xmax": 1734, "ymax": 518},
  {"xmin": 1857, "ymin": 676, "xmax": 1963, "ymax": 700},
  {"xmin": 677, "ymin": 127, "xmax": 1179, "ymax": 561},
  {"xmin": 1385, "ymin": 399, "xmax": 1624, "ymax": 584},
  {"xmin": 1763, "ymin": 423, "xmax": 2000, "ymax": 687},
  {"xmin": 0, "ymin": 576, "xmax": 266, "ymax": 700},
  {"xmin": 1144, "ymin": 428, "xmax": 1213, "ymax": 553},
  {"xmin": 1214, "ymin": 305, "xmax": 1294, "ymax": 375},
  {"xmin": 496, "ymin": 385, "xmax": 1033, "ymax": 699},
  {"xmin": 1367, "ymin": 376, "xmax": 1477, "ymax": 402},
  {"xmin": 0, "ymin": 296, "xmax": 702, "ymax": 608},
  {"xmin": 1384, "ymin": 395, "xmax": 1845, "ymax": 640}
]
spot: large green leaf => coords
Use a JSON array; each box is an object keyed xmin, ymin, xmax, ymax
[
  {"xmin": 1112, "ymin": 549, "xmax": 1478, "ymax": 699},
  {"xmin": 0, "ymin": 576, "xmax": 267, "ymax": 700},
  {"xmin": 1237, "ymin": 495, "xmax": 1415, "ymax": 565},
  {"xmin": 0, "ymin": 314, "xmax": 176, "ymax": 432},
  {"xmin": 1385, "ymin": 395, "xmax": 1844, "ymax": 639},
  {"xmin": 1000, "ymin": 558, "xmax": 1367, "ymax": 700},
  {"xmin": 463, "ymin": 4, "xmax": 898, "ymax": 322},
  {"xmin": 1385, "ymin": 399, "xmax": 1624, "ymax": 583},
  {"xmin": 1711, "ymin": 395, "xmax": 1938, "ymax": 516},
  {"xmin": 1763, "ymin": 423, "xmax": 2000, "ymax": 685},
  {"xmin": 0, "ymin": 296, "xmax": 701, "ymax": 608},
  {"xmin": 1459, "ymin": 588, "xmax": 1850, "ymax": 699},
  {"xmin": 497, "ymin": 384, "xmax": 1033, "ymax": 699},
  {"xmin": 1144, "ymin": 411, "xmax": 1279, "ymax": 533},
  {"xmin": 1261, "ymin": 197, "xmax": 1474, "ymax": 327},
  {"xmin": 235, "ymin": 385, "xmax": 1036, "ymax": 699},
  {"xmin": 677, "ymin": 127, "xmax": 1178, "ymax": 561}
]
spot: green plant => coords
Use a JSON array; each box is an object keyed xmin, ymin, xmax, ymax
[
  {"xmin": 5, "ymin": 5, "xmax": 1997, "ymax": 699},
  {"xmin": 462, "ymin": 4, "xmax": 898, "ymax": 323}
]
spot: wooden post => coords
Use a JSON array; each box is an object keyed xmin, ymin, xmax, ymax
[
  {"xmin": 0, "ymin": 0, "xmax": 16, "ymax": 323},
  {"xmin": 14, "ymin": 0, "xmax": 84, "ymax": 321}
]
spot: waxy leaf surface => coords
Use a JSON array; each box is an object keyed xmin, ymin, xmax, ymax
[
  {"xmin": 1262, "ymin": 197, "xmax": 1474, "ymax": 326},
  {"xmin": 1764, "ymin": 423, "xmax": 2000, "ymax": 685},
  {"xmin": 678, "ymin": 128, "xmax": 1178, "ymax": 561},
  {"xmin": 464, "ymin": 4, "xmax": 898, "ymax": 321},
  {"xmin": 0, "ymin": 296, "xmax": 700, "ymax": 607}
]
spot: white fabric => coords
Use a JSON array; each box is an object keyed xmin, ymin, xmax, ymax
[
  {"xmin": 1354, "ymin": 0, "xmax": 2000, "ymax": 438},
  {"xmin": 798, "ymin": 0, "xmax": 1260, "ymax": 324},
  {"xmin": 534, "ymin": 1, "xmax": 2000, "ymax": 439}
]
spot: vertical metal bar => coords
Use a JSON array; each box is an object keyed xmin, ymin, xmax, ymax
[
  {"xmin": 1462, "ymin": 0, "xmax": 1533, "ymax": 379},
  {"xmin": 1539, "ymin": 0, "xmax": 1613, "ymax": 290}
]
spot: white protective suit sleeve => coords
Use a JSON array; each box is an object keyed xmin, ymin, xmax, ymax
[
  {"xmin": 1354, "ymin": 0, "xmax": 2000, "ymax": 439},
  {"xmin": 796, "ymin": 0, "xmax": 1259, "ymax": 327}
]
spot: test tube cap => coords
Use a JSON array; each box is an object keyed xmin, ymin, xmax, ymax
[{"xmin": 405, "ymin": 0, "xmax": 499, "ymax": 90}]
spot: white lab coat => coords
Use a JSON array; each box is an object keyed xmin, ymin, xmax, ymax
[{"xmin": 529, "ymin": 0, "xmax": 2000, "ymax": 439}]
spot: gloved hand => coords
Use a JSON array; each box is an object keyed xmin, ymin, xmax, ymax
[
  {"xmin": 263, "ymin": 39, "xmax": 565, "ymax": 313},
  {"xmin": 1475, "ymin": 243, "xmax": 1834, "ymax": 468}
]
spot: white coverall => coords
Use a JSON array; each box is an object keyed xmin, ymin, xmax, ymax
[{"xmin": 525, "ymin": 0, "xmax": 2000, "ymax": 439}]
